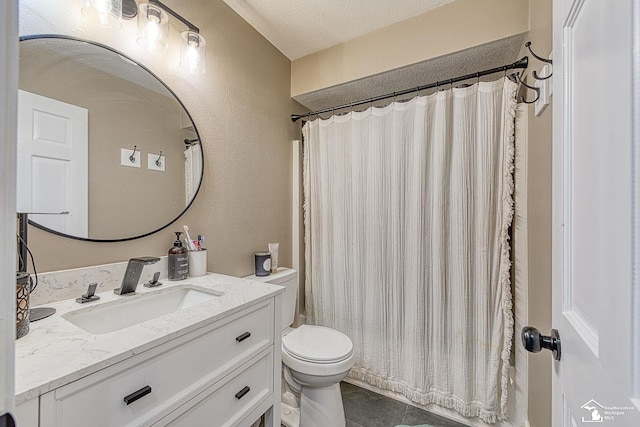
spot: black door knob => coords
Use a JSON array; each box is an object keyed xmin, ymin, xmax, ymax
[{"xmin": 521, "ymin": 326, "xmax": 561, "ymax": 361}]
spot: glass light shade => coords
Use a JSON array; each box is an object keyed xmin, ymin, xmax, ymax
[
  {"xmin": 180, "ymin": 31, "xmax": 206, "ymax": 74},
  {"xmin": 81, "ymin": 0, "xmax": 123, "ymax": 29},
  {"xmin": 137, "ymin": 3, "xmax": 169, "ymax": 54}
]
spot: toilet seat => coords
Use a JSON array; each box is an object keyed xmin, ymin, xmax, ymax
[
  {"xmin": 281, "ymin": 325, "xmax": 355, "ymax": 378},
  {"xmin": 282, "ymin": 325, "xmax": 353, "ymax": 364}
]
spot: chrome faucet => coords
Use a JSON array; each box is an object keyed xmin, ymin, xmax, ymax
[{"xmin": 114, "ymin": 257, "xmax": 161, "ymax": 295}]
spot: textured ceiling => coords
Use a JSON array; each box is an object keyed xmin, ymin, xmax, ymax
[
  {"xmin": 292, "ymin": 33, "xmax": 528, "ymax": 114},
  {"xmin": 222, "ymin": 0, "xmax": 456, "ymax": 60}
]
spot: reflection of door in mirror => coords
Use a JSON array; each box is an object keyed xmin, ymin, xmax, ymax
[{"xmin": 17, "ymin": 90, "xmax": 88, "ymax": 238}]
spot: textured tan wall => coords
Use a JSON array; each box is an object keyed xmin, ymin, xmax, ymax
[
  {"xmin": 19, "ymin": 0, "xmax": 301, "ymax": 276},
  {"xmin": 291, "ymin": 0, "xmax": 529, "ymax": 97},
  {"xmin": 526, "ymin": 1, "xmax": 553, "ymax": 426}
]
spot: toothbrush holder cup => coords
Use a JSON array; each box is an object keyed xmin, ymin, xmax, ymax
[{"xmin": 188, "ymin": 249, "xmax": 207, "ymax": 277}]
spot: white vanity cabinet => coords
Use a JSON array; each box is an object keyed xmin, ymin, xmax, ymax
[{"xmin": 36, "ymin": 297, "xmax": 281, "ymax": 427}]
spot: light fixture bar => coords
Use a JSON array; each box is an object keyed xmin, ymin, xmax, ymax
[{"xmin": 148, "ymin": 0, "xmax": 199, "ymax": 33}]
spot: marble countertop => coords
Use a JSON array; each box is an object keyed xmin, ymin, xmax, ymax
[{"xmin": 15, "ymin": 273, "xmax": 284, "ymax": 404}]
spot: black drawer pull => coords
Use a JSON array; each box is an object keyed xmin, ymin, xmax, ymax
[
  {"xmin": 235, "ymin": 332, "xmax": 251, "ymax": 342},
  {"xmin": 235, "ymin": 386, "xmax": 250, "ymax": 400},
  {"xmin": 123, "ymin": 385, "xmax": 152, "ymax": 405}
]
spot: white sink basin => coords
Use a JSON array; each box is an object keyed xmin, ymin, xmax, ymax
[{"xmin": 62, "ymin": 285, "xmax": 224, "ymax": 335}]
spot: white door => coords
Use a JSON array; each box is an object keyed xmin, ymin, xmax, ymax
[
  {"xmin": 17, "ymin": 90, "xmax": 89, "ymax": 237},
  {"xmin": 1, "ymin": 0, "xmax": 18, "ymax": 423},
  {"xmin": 552, "ymin": 0, "xmax": 640, "ymax": 425}
]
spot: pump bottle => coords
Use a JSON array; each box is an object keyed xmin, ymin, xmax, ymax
[{"xmin": 168, "ymin": 232, "xmax": 189, "ymax": 280}]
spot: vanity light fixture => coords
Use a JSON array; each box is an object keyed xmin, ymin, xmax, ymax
[
  {"xmin": 180, "ymin": 30, "xmax": 206, "ymax": 75},
  {"xmin": 81, "ymin": 0, "xmax": 123, "ymax": 29},
  {"xmin": 82, "ymin": 0, "xmax": 206, "ymax": 74},
  {"xmin": 137, "ymin": 2, "xmax": 169, "ymax": 54},
  {"xmin": 137, "ymin": 0, "xmax": 207, "ymax": 74}
]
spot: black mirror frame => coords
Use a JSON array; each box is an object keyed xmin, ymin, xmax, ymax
[{"xmin": 19, "ymin": 34, "xmax": 204, "ymax": 242}]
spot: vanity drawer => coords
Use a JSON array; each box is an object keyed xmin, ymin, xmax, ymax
[
  {"xmin": 41, "ymin": 300, "xmax": 274, "ymax": 427},
  {"xmin": 156, "ymin": 349, "xmax": 273, "ymax": 427}
]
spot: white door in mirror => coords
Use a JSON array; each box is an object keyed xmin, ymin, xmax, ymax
[{"xmin": 17, "ymin": 90, "xmax": 88, "ymax": 238}]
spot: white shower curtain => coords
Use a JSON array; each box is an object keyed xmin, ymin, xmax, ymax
[
  {"xmin": 303, "ymin": 78, "xmax": 517, "ymax": 423},
  {"xmin": 184, "ymin": 143, "xmax": 202, "ymax": 205}
]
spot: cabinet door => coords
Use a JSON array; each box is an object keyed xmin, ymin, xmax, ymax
[
  {"xmin": 157, "ymin": 350, "xmax": 273, "ymax": 427},
  {"xmin": 14, "ymin": 398, "xmax": 38, "ymax": 427}
]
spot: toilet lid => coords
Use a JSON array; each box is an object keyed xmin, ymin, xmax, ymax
[{"xmin": 282, "ymin": 325, "xmax": 353, "ymax": 363}]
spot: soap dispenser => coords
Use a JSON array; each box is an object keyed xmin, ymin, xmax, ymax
[{"xmin": 168, "ymin": 231, "xmax": 189, "ymax": 280}]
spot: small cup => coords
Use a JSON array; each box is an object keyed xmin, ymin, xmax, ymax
[
  {"xmin": 254, "ymin": 252, "xmax": 271, "ymax": 277},
  {"xmin": 188, "ymin": 249, "xmax": 207, "ymax": 277}
]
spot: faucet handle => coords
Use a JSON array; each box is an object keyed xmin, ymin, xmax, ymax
[
  {"xmin": 76, "ymin": 283, "xmax": 100, "ymax": 304},
  {"xmin": 144, "ymin": 272, "xmax": 163, "ymax": 288}
]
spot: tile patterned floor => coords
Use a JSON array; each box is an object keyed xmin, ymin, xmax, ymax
[{"xmin": 341, "ymin": 382, "xmax": 469, "ymax": 427}]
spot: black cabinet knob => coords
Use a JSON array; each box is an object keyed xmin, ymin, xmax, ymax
[{"xmin": 521, "ymin": 326, "xmax": 561, "ymax": 361}]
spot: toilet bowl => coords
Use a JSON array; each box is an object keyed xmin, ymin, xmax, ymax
[
  {"xmin": 245, "ymin": 269, "xmax": 354, "ymax": 427},
  {"xmin": 281, "ymin": 324, "xmax": 354, "ymax": 427}
]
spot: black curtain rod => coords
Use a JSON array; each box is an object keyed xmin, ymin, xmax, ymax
[{"xmin": 291, "ymin": 56, "xmax": 529, "ymax": 122}]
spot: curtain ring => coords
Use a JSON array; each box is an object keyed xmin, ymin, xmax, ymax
[{"xmin": 476, "ymin": 72, "xmax": 480, "ymax": 84}]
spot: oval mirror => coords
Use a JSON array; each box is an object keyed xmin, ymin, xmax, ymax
[{"xmin": 17, "ymin": 36, "xmax": 203, "ymax": 241}]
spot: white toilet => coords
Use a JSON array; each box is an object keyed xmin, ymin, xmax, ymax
[{"xmin": 246, "ymin": 268, "xmax": 354, "ymax": 427}]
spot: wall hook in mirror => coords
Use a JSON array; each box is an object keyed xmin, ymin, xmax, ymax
[
  {"xmin": 129, "ymin": 145, "xmax": 138, "ymax": 163},
  {"xmin": 155, "ymin": 151, "xmax": 163, "ymax": 167},
  {"xmin": 518, "ymin": 73, "xmax": 540, "ymax": 104},
  {"xmin": 525, "ymin": 41, "xmax": 553, "ymax": 80}
]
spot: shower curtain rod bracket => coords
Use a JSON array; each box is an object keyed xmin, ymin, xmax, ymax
[{"xmin": 291, "ymin": 56, "xmax": 529, "ymax": 122}]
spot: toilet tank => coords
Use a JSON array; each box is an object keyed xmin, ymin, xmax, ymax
[{"xmin": 244, "ymin": 268, "xmax": 297, "ymax": 331}]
